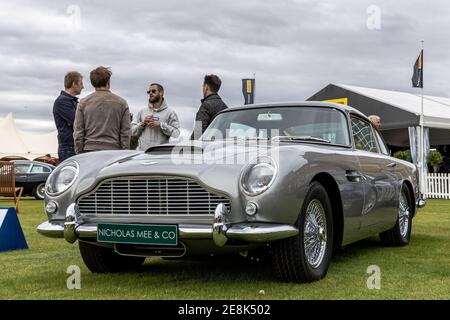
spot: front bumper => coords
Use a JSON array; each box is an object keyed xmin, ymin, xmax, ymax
[{"xmin": 37, "ymin": 203, "xmax": 298, "ymax": 247}]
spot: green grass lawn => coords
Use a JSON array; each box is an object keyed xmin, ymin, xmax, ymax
[{"xmin": 0, "ymin": 198, "xmax": 449, "ymax": 300}]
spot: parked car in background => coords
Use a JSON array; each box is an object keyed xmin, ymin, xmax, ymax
[
  {"xmin": 13, "ymin": 160, "xmax": 55, "ymax": 200},
  {"xmin": 37, "ymin": 102, "xmax": 425, "ymax": 283}
]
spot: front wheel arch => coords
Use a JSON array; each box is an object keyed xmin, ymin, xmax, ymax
[
  {"xmin": 402, "ymin": 179, "xmax": 416, "ymax": 218},
  {"xmin": 272, "ymin": 181, "xmax": 334, "ymax": 282},
  {"xmin": 311, "ymin": 173, "xmax": 344, "ymax": 250}
]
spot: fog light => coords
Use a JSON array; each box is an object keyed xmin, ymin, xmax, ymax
[
  {"xmin": 245, "ymin": 202, "xmax": 258, "ymax": 216},
  {"xmin": 45, "ymin": 201, "xmax": 58, "ymax": 214}
]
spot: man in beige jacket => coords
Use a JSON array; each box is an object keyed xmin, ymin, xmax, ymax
[{"xmin": 74, "ymin": 66, "xmax": 131, "ymax": 153}]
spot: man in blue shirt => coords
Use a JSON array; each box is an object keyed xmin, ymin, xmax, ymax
[{"xmin": 53, "ymin": 71, "xmax": 84, "ymax": 162}]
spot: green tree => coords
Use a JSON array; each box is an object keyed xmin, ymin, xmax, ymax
[
  {"xmin": 393, "ymin": 150, "xmax": 412, "ymax": 162},
  {"xmin": 428, "ymin": 150, "xmax": 443, "ymax": 173}
]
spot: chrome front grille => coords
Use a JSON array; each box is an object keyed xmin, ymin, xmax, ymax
[{"xmin": 77, "ymin": 177, "xmax": 230, "ymax": 215}]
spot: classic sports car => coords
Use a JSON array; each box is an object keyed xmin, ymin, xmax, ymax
[
  {"xmin": 37, "ymin": 102, "xmax": 425, "ymax": 283},
  {"xmin": 13, "ymin": 160, "xmax": 55, "ymax": 200}
]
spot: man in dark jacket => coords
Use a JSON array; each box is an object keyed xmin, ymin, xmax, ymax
[
  {"xmin": 190, "ymin": 74, "xmax": 228, "ymax": 139},
  {"xmin": 53, "ymin": 71, "xmax": 84, "ymax": 162}
]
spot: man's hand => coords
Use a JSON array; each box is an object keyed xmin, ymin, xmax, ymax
[
  {"xmin": 143, "ymin": 115, "xmax": 152, "ymax": 124},
  {"xmin": 149, "ymin": 119, "xmax": 161, "ymax": 128}
]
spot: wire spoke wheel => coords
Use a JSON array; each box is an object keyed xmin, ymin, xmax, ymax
[
  {"xmin": 398, "ymin": 191, "xmax": 410, "ymax": 238},
  {"xmin": 379, "ymin": 183, "xmax": 413, "ymax": 247},
  {"xmin": 304, "ymin": 199, "xmax": 327, "ymax": 269}
]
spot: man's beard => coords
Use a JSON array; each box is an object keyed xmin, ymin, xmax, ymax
[{"xmin": 149, "ymin": 95, "xmax": 161, "ymax": 104}]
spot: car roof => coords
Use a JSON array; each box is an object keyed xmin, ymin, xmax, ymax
[
  {"xmin": 13, "ymin": 160, "xmax": 55, "ymax": 168},
  {"xmin": 221, "ymin": 101, "xmax": 368, "ymax": 119}
]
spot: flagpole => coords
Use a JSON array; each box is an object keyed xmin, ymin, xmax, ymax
[
  {"xmin": 419, "ymin": 40, "xmax": 425, "ymax": 195},
  {"xmin": 253, "ymin": 72, "xmax": 256, "ymax": 104}
]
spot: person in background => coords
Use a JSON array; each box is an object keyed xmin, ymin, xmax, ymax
[
  {"xmin": 131, "ymin": 83, "xmax": 180, "ymax": 151},
  {"xmin": 190, "ymin": 74, "xmax": 228, "ymax": 140},
  {"xmin": 44, "ymin": 154, "xmax": 58, "ymax": 166},
  {"xmin": 53, "ymin": 71, "xmax": 84, "ymax": 162},
  {"xmin": 73, "ymin": 66, "xmax": 130, "ymax": 153},
  {"xmin": 368, "ymin": 115, "xmax": 381, "ymax": 130}
]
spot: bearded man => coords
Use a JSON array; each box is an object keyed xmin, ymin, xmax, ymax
[{"xmin": 131, "ymin": 83, "xmax": 180, "ymax": 151}]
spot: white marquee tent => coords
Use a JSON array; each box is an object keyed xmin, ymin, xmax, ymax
[
  {"xmin": 308, "ymin": 84, "xmax": 450, "ymax": 193},
  {"xmin": 0, "ymin": 113, "xmax": 58, "ymax": 160},
  {"xmin": 308, "ymin": 83, "xmax": 450, "ymax": 146}
]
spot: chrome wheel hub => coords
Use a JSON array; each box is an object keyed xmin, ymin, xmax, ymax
[
  {"xmin": 38, "ymin": 185, "xmax": 45, "ymax": 196},
  {"xmin": 399, "ymin": 192, "xmax": 410, "ymax": 238},
  {"xmin": 318, "ymin": 227, "xmax": 326, "ymax": 242},
  {"xmin": 304, "ymin": 199, "xmax": 327, "ymax": 269}
]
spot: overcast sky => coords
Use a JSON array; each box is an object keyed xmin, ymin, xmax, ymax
[{"xmin": 1, "ymin": 0, "xmax": 449, "ymax": 135}]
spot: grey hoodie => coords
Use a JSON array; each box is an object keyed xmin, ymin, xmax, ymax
[{"xmin": 131, "ymin": 100, "xmax": 180, "ymax": 151}]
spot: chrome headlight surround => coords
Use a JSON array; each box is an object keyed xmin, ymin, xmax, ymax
[
  {"xmin": 240, "ymin": 156, "xmax": 278, "ymax": 196},
  {"xmin": 45, "ymin": 160, "xmax": 79, "ymax": 196}
]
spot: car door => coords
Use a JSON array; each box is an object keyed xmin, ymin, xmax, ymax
[
  {"xmin": 372, "ymin": 128, "xmax": 403, "ymax": 227},
  {"xmin": 29, "ymin": 164, "xmax": 51, "ymax": 185},
  {"xmin": 14, "ymin": 163, "xmax": 31, "ymax": 187},
  {"xmin": 350, "ymin": 116, "xmax": 398, "ymax": 234}
]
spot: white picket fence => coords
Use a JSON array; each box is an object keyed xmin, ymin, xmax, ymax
[{"xmin": 425, "ymin": 173, "xmax": 450, "ymax": 199}]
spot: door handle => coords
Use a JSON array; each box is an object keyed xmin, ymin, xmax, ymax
[
  {"xmin": 386, "ymin": 162, "xmax": 397, "ymax": 168},
  {"xmin": 346, "ymin": 170, "xmax": 362, "ymax": 182}
]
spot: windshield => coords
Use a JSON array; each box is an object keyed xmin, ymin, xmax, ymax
[{"xmin": 202, "ymin": 106, "xmax": 350, "ymax": 145}]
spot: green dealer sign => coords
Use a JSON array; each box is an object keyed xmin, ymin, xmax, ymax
[{"xmin": 97, "ymin": 223, "xmax": 178, "ymax": 246}]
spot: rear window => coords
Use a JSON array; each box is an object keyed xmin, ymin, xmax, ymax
[
  {"xmin": 30, "ymin": 165, "xmax": 51, "ymax": 173},
  {"xmin": 14, "ymin": 164, "xmax": 30, "ymax": 173}
]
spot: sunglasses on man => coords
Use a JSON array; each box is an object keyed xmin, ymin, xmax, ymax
[{"xmin": 147, "ymin": 89, "xmax": 158, "ymax": 94}]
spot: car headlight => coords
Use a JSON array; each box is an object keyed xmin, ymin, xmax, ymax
[
  {"xmin": 46, "ymin": 161, "xmax": 79, "ymax": 195},
  {"xmin": 241, "ymin": 156, "xmax": 277, "ymax": 195}
]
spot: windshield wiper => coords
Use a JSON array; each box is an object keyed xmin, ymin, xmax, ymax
[
  {"xmin": 272, "ymin": 136, "xmax": 331, "ymax": 143},
  {"xmin": 220, "ymin": 137, "xmax": 269, "ymax": 141},
  {"xmin": 201, "ymin": 137, "xmax": 269, "ymax": 142}
]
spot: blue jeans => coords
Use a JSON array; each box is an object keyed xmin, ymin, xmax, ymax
[{"xmin": 58, "ymin": 146, "xmax": 76, "ymax": 162}]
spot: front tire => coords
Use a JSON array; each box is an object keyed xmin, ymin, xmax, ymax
[
  {"xmin": 33, "ymin": 183, "xmax": 46, "ymax": 200},
  {"xmin": 379, "ymin": 183, "xmax": 413, "ymax": 246},
  {"xmin": 79, "ymin": 241, "xmax": 146, "ymax": 273},
  {"xmin": 272, "ymin": 181, "xmax": 334, "ymax": 283}
]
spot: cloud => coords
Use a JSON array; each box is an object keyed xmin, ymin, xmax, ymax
[{"xmin": 1, "ymin": 0, "xmax": 450, "ymax": 133}]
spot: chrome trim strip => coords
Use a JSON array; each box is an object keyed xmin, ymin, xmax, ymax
[
  {"xmin": 178, "ymin": 225, "xmax": 212, "ymax": 239},
  {"xmin": 64, "ymin": 203, "xmax": 80, "ymax": 244},
  {"xmin": 38, "ymin": 221, "xmax": 298, "ymax": 243},
  {"xmin": 37, "ymin": 201, "xmax": 298, "ymax": 244},
  {"xmin": 37, "ymin": 221, "xmax": 64, "ymax": 238},
  {"xmin": 226, "ymin": 224, "xmax": 299, "ymax": 242},
  {"xmin": 213, "ymin": 203, "xmax": 229, "ymax": 246}
]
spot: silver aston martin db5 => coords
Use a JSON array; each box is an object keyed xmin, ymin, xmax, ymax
[{"xmin": 37, "ymin": 102, "xmax": 425, "ymax": 283}]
